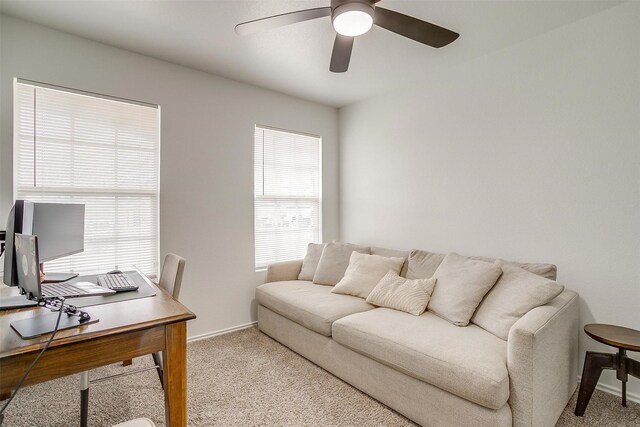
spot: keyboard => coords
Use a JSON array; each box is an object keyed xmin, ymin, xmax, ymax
[
  {"xmin": 97, "ymin": 273, "xmax": 139, "ymax": 292},
  {"xmin": 41, "ymin": 281, "xmax": 116, "ymax": 298},
  {"xmin": 41, "ymin": 282, "xmax": 89, "ymax": 298}
]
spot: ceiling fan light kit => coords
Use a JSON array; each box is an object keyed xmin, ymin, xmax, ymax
[
  {"xmin": 235, "ymin": 0, "xmax": 460, "ymax": 73},
  {"xmin": 332, "ymin": 2, "xmax": 374, "ymax": 37}
]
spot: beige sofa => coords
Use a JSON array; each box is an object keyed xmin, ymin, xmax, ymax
[{"xmin": 256, "ymin": 247, "xmax": 579, "ymax": 427}]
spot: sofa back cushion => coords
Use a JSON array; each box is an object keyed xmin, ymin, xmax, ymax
[
  {"xmin": 429, "ymin": 253, "xmax": 503, "ymax": 326},
  {"xmin": 298, "ymin": 243, "xmax": 326, "ymax": 280},
  {"xmin": 471, "ymin": 262, "xmax": 565, "ymax": 339},
  {"xmin": 332, "ymin": 252, "xmax": 405, "ymax": 299},
  {"xmin": 470, "ymin": 256, "xmax": 557, "ymax": 280},
  {"xmin": 370, "ymin": 246, "xmax": 409, "ymax": 277},
  {"xmin": 313, "ymin": 242, "xmax": 370, "ymax": 286},
  {"xmin": 406, "ymin": 249, "xmax": 446, "ymax": 280},
  {"xmin": 408, "ymin": 249, "xmax": 557, "ymax": 281}
]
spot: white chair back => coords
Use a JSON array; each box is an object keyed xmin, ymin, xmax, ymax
[{"xmin": 158, "ymin": 253, "xmax": 186, "ymax": 299}]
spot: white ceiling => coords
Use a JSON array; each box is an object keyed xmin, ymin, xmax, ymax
[{"xmin": 0, "ymin": 0, "xmax": 622, "ymax": 107}]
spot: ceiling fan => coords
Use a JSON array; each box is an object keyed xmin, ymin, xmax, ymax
[{"xmin": 235, "ymin": 0, "xmax": 459, "ymax": 73}]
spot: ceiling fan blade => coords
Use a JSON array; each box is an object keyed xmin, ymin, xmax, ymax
[
  {"xmin": 329, "ymin": 34, "xmax": 354, "ymax": 73},
  {"xmin": 235, "ymin": 7, "xmax": 331, "ymax": 35},
  {"xmin": 374, "ymin": 7, "xmax": 459, "ymax": 48}
]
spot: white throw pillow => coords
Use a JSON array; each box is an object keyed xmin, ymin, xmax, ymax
[
  {"xmin": 428, "ymin": 253, "xmax": 503, "ymax": 326},
  {"xmin": 366, "ymin": 270, "xmax": 437, "ymax": 316},
  {"xmin": 471, "ymin": 261, "xmax": 565, "ymax": 340},
  {"xmin": 298, "ymin": 243, "xmax": 326, "ymax": 281},
  {"xmin": 313, "ymin": 242, "xmax": 370, "ymax": 286},
  {"xmin": 331, "ymin": 252, "xmax": 405, "ymax": 298}
]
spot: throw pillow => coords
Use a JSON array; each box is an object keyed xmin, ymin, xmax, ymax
[
  {"xmin": 298, "ymin": 243, "xmax": 326, "ymax": 280},
  {"xmin": 406, "ymin": 249, "xmax": 446, "ymax": 279},
  {"xmin": 471, "ymin": 261, "xmax": 565, "ymax": 340},
  {"xmin": 331, "ymin": 252, "xmax": 405, "ymax": 298},
  {"xmin": 313, "ymin": 242, "xmax": 370, "ymax": 286},
  {"xmin": 366, "ymin": 270, "xmax": 437, "ymax": 316},
  {"xmin": 428, "ymin": 253, "xmax": 503, "ymax": 326}
]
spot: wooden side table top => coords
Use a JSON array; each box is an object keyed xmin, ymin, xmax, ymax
[{"xmin": 584, "ymin": 324, "xmax": 640, "ymax": 352}]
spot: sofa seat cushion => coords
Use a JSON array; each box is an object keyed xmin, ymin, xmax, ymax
[
  {"xmin": 332, "ymin": 308, "xmax": 509, "ymax": 409},
  {"xmin": 256, "ymin": 280, "xmax": 374, "ymax": 336}
]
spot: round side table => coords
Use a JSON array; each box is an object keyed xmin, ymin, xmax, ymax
[{"xmin": 574, "ymin": 323, "xmax": 640, "ymax": 416}]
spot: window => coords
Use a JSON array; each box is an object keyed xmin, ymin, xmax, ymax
[
  {"xmin": 14, "ymin": 80, "xmax": 160, "ymax": 275},
  {"xmin": 254, "ymin": 126, "xmax": 322, "ymax": 270}
]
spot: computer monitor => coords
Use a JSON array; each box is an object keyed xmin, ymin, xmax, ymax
[
  {"xmin": 32, "ymin": 203, "xmax": 85, "ymax": 263},
  {"xmin": 3, "ymin": 200, "xmax": 85, "ymax": 286}
]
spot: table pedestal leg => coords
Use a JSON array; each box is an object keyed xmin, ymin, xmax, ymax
[
  {"xmin": 628, "ymin": 355, "xmax": 640, "ymax": 382},
  {"xmin": 575, "ymin": 351, "xmax": 615, "ymax": 416},
  {"xmin": 616, "ymin": 348, "xmax": 628, "ymax": 407}
]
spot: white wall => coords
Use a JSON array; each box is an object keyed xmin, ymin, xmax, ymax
[
  {"xmin": 0, "ymin": 15, "xmax": 339, "ymax": 338},
  {"xmin": 339, "ymin": 2, "xmax": 640, "ymax": 398}
]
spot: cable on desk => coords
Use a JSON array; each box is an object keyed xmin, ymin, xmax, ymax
[{"xmin": 0, "ymin": 297, "xmax": 66, "ymax": 425}]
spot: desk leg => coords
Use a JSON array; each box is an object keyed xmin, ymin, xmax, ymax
[{"xmin": 163, "ymin": 322, "xmax": 187, "ymax": 427}]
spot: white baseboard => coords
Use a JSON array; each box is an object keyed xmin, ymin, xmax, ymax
[
  {"xmin": 187, "ymin": 321, "xmax": 258, "ymax": 343},
  {"xmin": 577, "ymin": 375, "xmax": 640, "ymax": 404}
]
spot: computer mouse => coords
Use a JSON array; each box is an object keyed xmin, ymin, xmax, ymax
[{"xmin": 107, "ymin": 269, "xmax": 122, "ymax": 275}]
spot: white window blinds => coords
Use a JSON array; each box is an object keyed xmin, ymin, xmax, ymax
[
  {"xmin": 254, "ymin": 126, "xmax": 322, "ymax": 270},
  {"xmin": 14, "ymin": 81, "xmax": 160, "ymax": 276}
]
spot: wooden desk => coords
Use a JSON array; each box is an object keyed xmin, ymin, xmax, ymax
[{"xmin": 0, "ymin": 272, "xmax": 196, "ymax": 426}]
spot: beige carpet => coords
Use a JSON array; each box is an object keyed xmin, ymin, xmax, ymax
[{"xmin": 1, "ymin": 327, "xmax": 638, "ymax": 426}]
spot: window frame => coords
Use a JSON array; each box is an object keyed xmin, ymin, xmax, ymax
[
  {"xmin": 12, "ymin": 78, "xmax": 161, "ymax": 276},
  {"xmin": 253, "ymin": 124, "xmax": 323, "ymax": 271}
]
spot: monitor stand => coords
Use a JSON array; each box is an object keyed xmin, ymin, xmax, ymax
[
  {"xmin": 11, "ymin": 312, "xmax": 98, "ymax": 339},
  {"xmin": 0, "ymin": 295, "xmax": 39, "ymax": 310},
  {"xmin": 42, "ymin": 272, "xmax": 79, "ymax": 283}
]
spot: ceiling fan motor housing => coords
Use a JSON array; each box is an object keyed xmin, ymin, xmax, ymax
[
  {"xmin": 330, "ymin": 0, "xmax": 375, "ymax": 11},
  {"xmin": 331, "ymin": 0, "xmax": 375, "ymax": 37}
]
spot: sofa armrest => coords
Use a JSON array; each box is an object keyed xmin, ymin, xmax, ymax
[
  {"xmin": 507, "ymin": 289, "xmax": 580, "ymax": 427},
  {"xmin": 265, "ymin": 259, "xmax": 303, "ymax": 283}
]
